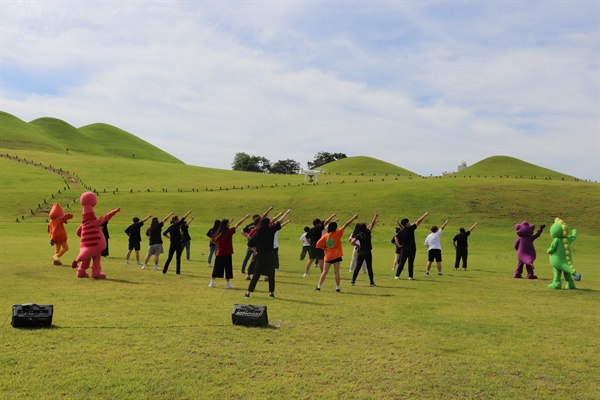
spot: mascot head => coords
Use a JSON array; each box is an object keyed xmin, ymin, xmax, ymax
[
  {"xmin": 49, "ymin": 203, "xmax": 65, "ymax": 220},
  {"xmin": 515, "ymin": 221, "xmax": 535, "ymax": 237},
  {"xmin": 549, "ymin": 218, "xmax": 569, "ymax": 239},
  {"xmin": 80, "ymin": 192, "xmax": 97, "ymax": 216}
]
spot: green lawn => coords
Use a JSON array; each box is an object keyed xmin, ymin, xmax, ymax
[{"xmin": 0, "ymin": 147, "xmax": 598, "ymax": 399}]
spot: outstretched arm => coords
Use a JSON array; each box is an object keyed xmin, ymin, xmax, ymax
[
  {"xmin": 415, "ymin": 211, "xmax": 429, "ymax": 226},
  {"xmin": 342, "ymin": 214, "xmax": 359, "ymax": 231},
  {"xmin": 469, "ymin": 222, "xmax": 478, "ymax": 231},
  {"xmin": 533, "ymin": 224, "xmax": 546, "ymax": 240},
  {"xmin": 233, "ymin": 214, "xmax": 250, "ymax": 229},
  {"xmin": 162, "ymin": 212, "xmax": 174, "ymax": 223},
  {"xmin": 262, "ymin": 206, "xmax": 274, "ymax": 218},
  {"xmin": 182, "ymin": 210, "xmax": 192, "ymax": 220},
  {"xmin": 367, "ymin": 213, "xmax": 379, "ymax": 231},
  {"xmin": 324, "ymin": 213, "xmax": 336, "ymax": 226},
  {"xmin": 142, "ymin": 215, "xmax": 152, "ymax": 223},
  {"xmin": 275, "ymin": 209, "xmax": 292, "ymax": 224},
  {"xmin": 440, "ymin": 220, "xmax": 449, "ymax": 231}
]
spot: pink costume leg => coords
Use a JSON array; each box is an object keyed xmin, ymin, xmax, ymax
[
  {"xmin": 77, "ymin": 259, "xmax": 90, "ymax": 278},
  {"xmin": 91, "ymin": 254, "xmax": 106, "ymax": 279}
]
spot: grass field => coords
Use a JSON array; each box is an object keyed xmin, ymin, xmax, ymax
[{"xmin": 0, "ymin": 118, "xmax": 599, "ymax": 399}]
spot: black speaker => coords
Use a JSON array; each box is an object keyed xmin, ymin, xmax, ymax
[
  {"xmin": 11, "ymin": 304, "xmax": 53, "ymax": 328},
  {"xmin": 232, "ymin": 304, "xmax": 268, "ymax": 327}
]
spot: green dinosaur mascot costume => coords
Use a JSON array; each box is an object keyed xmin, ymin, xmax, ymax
[{"xmin": 547, "ymin": 218, "xmax": 581, "ymax": 289}]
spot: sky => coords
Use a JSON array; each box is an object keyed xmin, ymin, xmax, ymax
[{"xmin": 1, "ymin": 1, "xmax": 598, "ymax": 181}]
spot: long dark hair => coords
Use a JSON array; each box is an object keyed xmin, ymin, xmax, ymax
[
  {"xmin": 255, "ymin": 217, "xmax": 271, "ymax": 232},
  {"xmin": 212, "ymin": 219, "xmax": 229, "ymax": 241},
  {"xmin": 147, "ymin": 217, "xmax": 159, "ymax": 236}
]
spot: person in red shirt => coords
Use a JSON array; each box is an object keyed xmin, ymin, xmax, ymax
[
  {"xmin": 208, "ymin": 214, "xmax": 249, "ymax": 289},
  {"xmin": 315, "ymin": 214, "xmax": 358, "ymax": 292}
]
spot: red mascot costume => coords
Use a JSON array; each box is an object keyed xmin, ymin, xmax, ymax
[{"xmin": 71, "ymin": 192, "xmax": 120, "ymax": 279}]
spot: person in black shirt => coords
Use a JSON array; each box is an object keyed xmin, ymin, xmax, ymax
[
  {"xmin": 162, "ymin": 211, "xmax": 192, "ymax": 275},
  {"xmin": 125, "ymin": 215, "xmax": 151, "ymax": 265},
  {"xmin": 395, "ymin": 211, "xmax": 429, "ymax": 280},
  {"xmin": 142, "ymin": 212, "xmax": 173, "ymax": 270},
  {"xmin": 453, "ymin": 222, "xmax": 478, "ymax": 271},
  {"xmin": 206, "ymin": 220, "xmax": 220, "ymax": 268},
  {"xmin": 245, "ymin": 209, "xmax": 291, "ymax": 299},
  {"xmin": 181, "ymin": 216, "xmax": 194, "ymax": 261},
  {"xmin": 241, "ymin": 214, "xmax": 261, "ymax": 274},
  {"xmin": 303, "ymin": 213, "xmax": 336, "ymax": 276},
  {"xmin": 350, "ymin": 213, "xmax": 378, "ymax": 286}
]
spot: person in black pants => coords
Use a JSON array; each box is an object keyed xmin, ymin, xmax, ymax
[
  {"xmin": 453, "ymin": 222, "xmax": 478, "ymax": 271},
  {"xmin": 162, "ymin": 211, "xmax": 192, "ymax": 275},
  {"xmin": 350, "ymin": 213, "xmax": 378, "ymax": 287},
  {"xmin": 245, "ymin": 209, "xmax": 291, "ymax": 299},
  {"xmin": 395, "ymin": 211, "xmax": 429, "ymax": 280}
]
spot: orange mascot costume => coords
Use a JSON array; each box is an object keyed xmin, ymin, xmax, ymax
[{"xmin": 48, "ymin": 203, "xmax": 73, "ymax": 265}]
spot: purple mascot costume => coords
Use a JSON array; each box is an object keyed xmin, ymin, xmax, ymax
[{"xmin": 513, "ymin": 221, "xmax": 545, "ymax": 279}]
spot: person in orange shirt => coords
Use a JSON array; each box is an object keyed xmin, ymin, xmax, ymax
[
  {"xmin": 315, "ymin": 214, "xmax": 358, "ymax": 292},
  {"xmin": 48, "ymin": 203, "xmax": 73, "ymax": 265}
]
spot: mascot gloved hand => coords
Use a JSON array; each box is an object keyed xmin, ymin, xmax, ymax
[
  {"xmin": 48, "ymin": 203, "xmax": 73, "ymax": 265},
  {"xmin": 547, "ymin": 218, "xmax": 580, "ymax": 289},
  {"xmin": 514, "ymin": 221, "xmax": 545, "ymax": 279},
  {"xmin": 71, "ymin": 192, "xmax": 120, "ymax": 279}
]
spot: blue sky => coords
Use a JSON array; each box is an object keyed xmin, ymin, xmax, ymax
[{"xmin": 1, "ymin": 1, "xmax": 598, "ymax": 180}]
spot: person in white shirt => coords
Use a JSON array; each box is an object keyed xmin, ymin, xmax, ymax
[{"xmin": 424, "ymin": 220, "xmax": 449, "ymax": 276}]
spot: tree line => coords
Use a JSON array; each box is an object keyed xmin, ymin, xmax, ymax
[{"xmin": 232, "ymin": 152, "xmax": 347, "ymax": 174}]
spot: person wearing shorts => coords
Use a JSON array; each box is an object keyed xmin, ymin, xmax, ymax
[
  {"xmin": 424, "ymin": 220, "xmax": 448, "ymax": 276},
  {"xmin": 142, "ymin": 212, "xmax": 173, "ymax": 270},
  {"xmin": 303, "ymin": 214, "xmax": 336, "ymax": 277},
  {"xmin": 315, "ymin": 214, "xmax": 358, "ymax": 292},
  {"xmin": 125, "ymin": 215, "xmax": 152, "ymax": 265}
]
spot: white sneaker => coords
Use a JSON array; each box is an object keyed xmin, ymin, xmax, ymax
[
  {"xmin": 141, "ymin": 265, "xmax": 146, "ymax": 270},
  {"xmin": 125, "ymin": 260, "xmax": 129, "ymax": 264},
  {"xmin": 303, "ymin": 273, "xmax": 307, "ymax": 277},
  {"xmin": 154, "ymin": 266, "xmax": 160, "ymax": 271},
  {"xmin": 408, "ymin": 277, "xmax": 414, "ymax": 280},
  {"xmin": 208, "ymin": 281, "xmax": 214, "ymax": 287},
  {"xmin": 137, "ymin": 261, "xmax": 141, "ymax": 265},
  {"xmin": 425, "ymin": 271, "xmax": 429, "ymax": 275},
  {"xmin": 394, "ymin": 276, "xmax": 399, "ymax": 280},
  {"xmin": 226, "ymin": 283, "xmax": 235, "ymax": 289}
]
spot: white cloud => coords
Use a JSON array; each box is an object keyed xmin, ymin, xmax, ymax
[{"xmin": 1, "ymin": 1, "xmax": 597, "ymax": 180}]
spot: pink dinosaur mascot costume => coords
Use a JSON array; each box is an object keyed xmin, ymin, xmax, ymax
[
  {"xmin": 71, "ymin": 192, "xmax": 120, "ymax": 279},
  {"xmin": 48, "ymin": 203, "xmax": 73, "ymax": 265},
  {"xmin": 513, "ymin": 221, "xmax": 545, "ymax": 279}
]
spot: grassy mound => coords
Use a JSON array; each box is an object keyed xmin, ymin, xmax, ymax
[
  {"xmin": 458, "ymin": 155, "xmax": 576, "ymax": 180},
  {"xmin": 318, "ymin": 156, "xmax": 418, "ymax": 176},
  {"xmin": 0, "ymin": 112, "xmax": 182, "ymax": 164}
]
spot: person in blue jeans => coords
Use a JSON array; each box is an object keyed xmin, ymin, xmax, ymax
[{"xmin": 206, "ymin": 220, "xmax": 220, "ymax": 268}]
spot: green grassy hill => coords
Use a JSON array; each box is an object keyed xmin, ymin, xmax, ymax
[
  {"xmin": 457, "ymin": 155, "xmax": 576, "ymax": 180},
  {"xmin": 0, "ymin": 111, "xmax": 182, "ymax": 163},
  {"xmin": 319, "ymin": 155, "xmax": 418, "ymax": 176}
]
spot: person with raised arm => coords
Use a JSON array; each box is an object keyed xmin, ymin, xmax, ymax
[
  {"xmin": 208, "ymin": 214, "xmax": 250, "ymax": 289},
  {"xmin": 453, "ymin": 222, "xmax": 478, "ymax": 271},
  {"xmin": 125, "ymin": 214, "xmax": 152, "ymax": 265},
  {"xmin": 424, "ymin": 219, "xmax": 449, "ymax": 276},
  {"xmin": 162, "ymin": 211, "xmax": 192, "ymax": 275},
  {"xmin": 350, "ymin": 213, "xmax": 379, "ymax": 287},
  {"xmin": 315, "ymin": 214, "xmax": 359, "ymax": 292},
  {"xmin": 244, "ymin": 209, "xmax": 292, "ymax": 299},
  {"xmin": 395, "ymin": 211, "xmax": 429, "ymax": 281},
  {"xmin": 304, "ymin": 213, "xmax": 337, "ymax": 276},
  {"xmin": 142, "ymin": 212, "xmax": 173, "ymax": 270}
]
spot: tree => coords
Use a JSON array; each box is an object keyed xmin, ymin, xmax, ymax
[
  {"xmin": 307, "ymin": 152, "xmax": 347, "ymax": 169},
  {"xmin": 231, "ymin": 152, "xmax": 271, "ymax": 173},
  {"xmin": 270, "ymin": 159, "xmax": 301, "ymax": 175}
]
